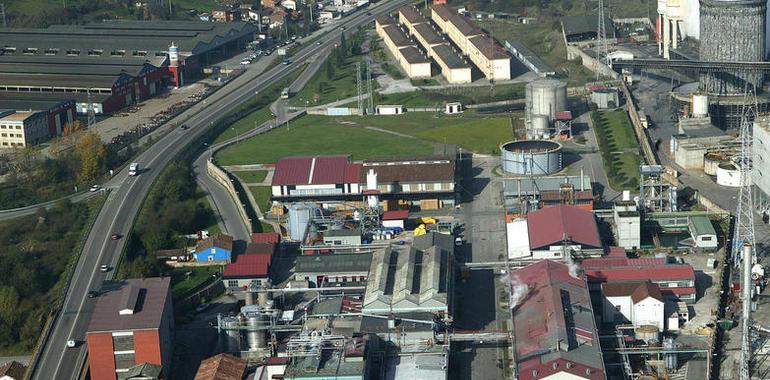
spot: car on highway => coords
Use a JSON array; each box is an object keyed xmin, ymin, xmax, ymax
[
  {"xmin": 66, "ymin": 339, "xmax": 77, "ymax": 348},
  {"xmin": 240, "ymin": 59, "xmax": 250, "ymax": 65},
  {"xmin": 317, "ymin": 41, "xmax": 322, "ymax": 45},
  {"xmin": 282, "ymin": 59, "xmax": 291, "ymax": 65},
  {"xmin": 87, "ymin": 291, "xmax": 99, "ymax": 298},
  {"xmin": 455, "ymin": 237, "xmax": 463, "ymax": 247},
  {"xmin": 341, "ymin": 26, "xmax": 346, "ymax": 30},
  {"xmin": 179, "ymin": 124, "xmax": 189, "ymax": 130},
  {"xmin": 100, "ymin": 264, "xmax": 110, "ymax": 272},
  {"xmin": 89, "ymin": 185, "xmax": 101, "ymax": 192},
  {"xmin": 110, "ymin": 233, "xmax": 122, "ymax": 240}
]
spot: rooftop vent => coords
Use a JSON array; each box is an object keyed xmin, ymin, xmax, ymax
[{"xmin": 118, "ymin": 285, "xmax": 141, "ymax": 316}]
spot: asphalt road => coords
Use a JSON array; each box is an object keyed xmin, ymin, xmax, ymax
[{"xmin": 28, "ymin": 2, "xmax": 408, "ymax": 379}]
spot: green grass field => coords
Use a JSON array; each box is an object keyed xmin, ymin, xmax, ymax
[
  {"xmin": 377, "ymin": 83, "xmax": 526, "ymax": 107},
  {"xmin": 169, "ymin": 266, "xmax": 221, "ymax": 299},
  {"xmin": 234, "ymin": 170, "xmax": 268, "ymax": 183},
  {"xmin": 249, "ymin": 186, "xmax": 273, "ymax": 211},
  {"xmin": 214, "ymin": 115, "xmax": 433, "ymax": 165},
  {"xmin": 592, "ymin": 110, "xmax": 641, "ymax": 190},
  {"xmin": 290, "ymin": 55, "xmax": 379, "ymax": 107},
  {"xmin": 196, "ymin": 186, "xmax": 221, "ymax": 235}
]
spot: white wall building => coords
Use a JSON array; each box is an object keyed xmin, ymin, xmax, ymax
[
  {"xmin": 602, "ymin": 281, "xmax": 665, "ymax": 330},
  {"xmin": 614, "ymin": 201, "xmax": 641, "ymax": 250},
  {"xmin": 0, "ymin": 110, "xmax": 51, "ymax": 148}
]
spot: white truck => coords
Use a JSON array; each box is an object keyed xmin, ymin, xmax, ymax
[{"xmin": 129, "ymin": 162, "xmax": 139, "ymax": 176}]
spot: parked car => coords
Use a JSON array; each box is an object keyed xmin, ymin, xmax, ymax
[
  {"xmin": 179, "ymin": 124, "xmax": 189, "ymax": 130},
  {"xmin": 240, "ymin": 59, "xmax": 251, "ymax": 65}
]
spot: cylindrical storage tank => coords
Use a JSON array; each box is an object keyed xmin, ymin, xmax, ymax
[
  {"xmin": 716, "ymin": 163, "xmax": 741, "ymax": 187},
  {"xmin": 246, "ymin": 314, "xmax": 267, "ymax": 350},
  {"xmin": 221, "ymin": 316, "xmax": 242, "ymax": 353},
  {"xmin": 664, "ymin": 337, "xmax": 678, "ymax": 371},
  {"xmin": 691, "ymin": 93, "xmax": 709, "ymax": 117},
  {"xmin": 704, "ymin": 154, "xmax": 722, "ymax": 176},
  {"xmin": 526, "ymin": 79, "xmax": 568, "ymax": 121},
  {"xmin": 635, "ymin": 324, "xmax": 660, "ymax": 345},
  {"xmin": 528, "ymin": 115, "xmax": 550, "ymax": 139},
  {"xmin": 288, "ymin": 204, "xmax": 314, "ymax": 241},
  {"xmin": 257, "ymin": 287, "xmax": 270, "ymax": 308},
  {"xmin": 699, "ymin": 0, "xmax": 766, "ymax": 95},
  {"xmin": 500, "ymin": 140, "xmax": 563, "ymax": 176},
  {"xmin": 245, "ymin": 291, "xmax": 256, "ymax": 306}
]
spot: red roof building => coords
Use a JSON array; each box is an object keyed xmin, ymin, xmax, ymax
[
  {"xmin": 223, "ymin": 243, "xmax": 274, "ymax": 290},
  {"xmin": 582, "ymin": 256, "xmax": 696, "ymax": 303},
  {"xmin": 251, "ymin": 232, "xmax": 281, "ymax": 244},
  {"xmin": 271, "ymin": 155, "xmax": 360, "ymax": 199},
  {"xmin": 526, "ymin": 204, "xmax": 602, "ymax": 254},
  {"xmin": 194, "ymin": 353, "xmax": 246, "ymax": 380},
  {"xmin": 512, "ymin": 260, "xmax": 605, "ymax": 380}
]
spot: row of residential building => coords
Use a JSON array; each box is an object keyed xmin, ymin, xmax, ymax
[
  {"xmin": 375, "ymin": 16, "xmax": 432, "ymax": 79},
  {"xmin": 429, "ymin": 4, "xmax": 511, "ymax": 81}
]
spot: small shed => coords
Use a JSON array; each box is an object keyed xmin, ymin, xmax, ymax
[
  {"xmin": 688, "ymin": 216, "xmax": 718, "ymax": 249},
  {"xmin": 376, "ymin": 105, "xmax": 404, "ymax": 115},
  {"xmin": 323, "ymin": 228, "xmax": 362, "ymax": 246},
  {"xmin": 445, "ymin": 102, "xmax": 463, "ymax": 114},
  {"xmin": 382, "ymin": 210, "xmax": 409, "ymax": 229}
]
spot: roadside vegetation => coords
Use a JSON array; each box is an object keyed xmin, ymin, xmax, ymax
[
  {"xmin": 214, "ymin": 115, "xmax": 433, "ymax": 165},
  {"xmin": 118, "ymin": 161, "xmax": 219, "ymax": 279},
  {"xmin": 290, "ymin": 31, "xmax": 377, "ymax": 107},
  {"xmin": 376, "ymin": 83, "xmax": 526, "ymax": 107},
  {"xmin": 592, "ymin": 110, "xmax": 642, "ymax": 190},
  {"xmin": 0, "ymin": 122, "xmax": 111, "ymax": 209},
  {"xmin": 0, "ymin": 196, "xmax": 104, "ymax": 354},
  {"xmin": 234, "ymin": 170, "xmax": 268, "ymax": 183}
]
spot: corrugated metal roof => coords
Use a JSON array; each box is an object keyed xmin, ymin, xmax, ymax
[
  {"xmin": 527, "ymin": 205, "xmax": 601, "ymax": 249},
  {"xmin": 295, "ymin": 253, "xmax": 372, "ymax": 274},
  {"xmin": 87, "ymin": 278, "xmax": 171, "ymax": 333},
  {"xmin": 585, "ymin": 265, "xmax": 695, "ymax": 283},
  {"xmin": 469, "ymin": 35, "xmax": 509, "ymax": 60},
  {"xmin": 361, "ymin": 157, "xmax": 454, "ymax": 183},
  {"xmin": 689, "ymin": 216, "xmax": 716, "ymax": 237},
  {"xmin": 413, "ymin": 23, "xmax": 445, "ymax": 45},
  {"xmin": 581, "ymin": 257, "xmax": 667, "ymax": 269},
  {"xmin": 223, "ymin": 253, "xmax": 270, "ymax": 278},
  {"xmin": 271, "ymin": 155, "xmax": 352, "ymax": 186},
  {"xmin": 251, "ymin": 232, "xmax": 281, "ymax": 244}
]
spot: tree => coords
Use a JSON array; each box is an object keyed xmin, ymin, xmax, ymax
[
  {"xmin": 317, "ymin": 81, "xmax": 326, "ymax": 96},
  {"xmin": 74, "ymin": 132, "xmax": 107, "ymax": 184},
  {"xmin": 325, "ymin": 60, "xmax": 335, "ymax": 80},
  {"xmin": 0, "ymin": 286, "xmax": 19, "ymax": 326}
]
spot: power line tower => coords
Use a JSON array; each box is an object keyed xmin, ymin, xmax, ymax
[
  {"xmin": 734, "ymin": 90, "xmax": 757, "ymax": 380},
  {"xmin": 355, "ymin": 62, "xmax": 364, "ymax": 116},
  {"xmin": 86, "ymin": 88, "xmax": 96, "ymax": 128},
  {"xmin": 596, "ymin": 0, "xmax": 610, "ymax": 80},
  {"xmin": 365, "ymin": 57, "xmax": 374, "ymax": 115}
]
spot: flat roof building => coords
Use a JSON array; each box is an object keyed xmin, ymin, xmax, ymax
[
  {"xmin": 86, "ymin": 278, "xmax": 174, "ymax": 380},
  {"xmin": 295, "ymin": 253, "xmax": 372, "ymax": 287},
  {"xmin": 431, "ymin": 44, "xmax": 472, "ymax": 84},
  {"xmin": 511, "ymin": 260, "xmax": 606, "ymax": 380}
]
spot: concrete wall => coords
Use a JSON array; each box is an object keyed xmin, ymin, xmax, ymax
[{"xmin": 207, "ymin": 159, "xmax": 253, "ymax": 234}]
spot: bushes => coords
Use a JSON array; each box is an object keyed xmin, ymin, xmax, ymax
[{"xmin": 591, "ymin": 110, "xmax": 641, "ymax": 190}]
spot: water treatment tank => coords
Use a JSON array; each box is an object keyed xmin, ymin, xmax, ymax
[
  {"xmin": 500, "ymin": 140, "xmax": 563, "ymax": 176},
  {"xmin": 246, "ymin": 314, "xmax": 267, "ymax": 350},
  {"xmin": 221, "ymin": 316, "xmax": 242, "ymax": 353},
  {"xmin": 716, "ymin": 162, "xmax": 741, "ymax": 187},
  {"xmin": 526, "ymin": 79, "xmax": 568, "ymax": 121}
]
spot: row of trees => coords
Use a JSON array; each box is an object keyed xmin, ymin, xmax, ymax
[
  {"xmin": 0, "ymin": 122, "xmax": 109, "ymax": 209},
  {"xmin": 0, "ymin": 200, "xmax": 92, "ymax": 353}
]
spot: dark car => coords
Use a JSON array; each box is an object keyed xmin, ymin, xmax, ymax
[
  {"xmin": 87, "ymin": 291, "xmax": 99, "ymax": 298},
  {"xmin": 111, "ymin": 233, "xmax": 121, "ymax": 240},
  {"xmin": 180, "ymin": 124, "xmax": 189, "ymax": 130}
]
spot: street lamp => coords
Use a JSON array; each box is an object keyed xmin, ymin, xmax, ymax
[{"xmin": 232, "ymin": 127, "xmax": 240, "ymax": 144}]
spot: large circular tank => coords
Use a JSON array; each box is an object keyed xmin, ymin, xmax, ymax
[
  {"xmin": 500, "ymin": 140, "xmax": 563, "ymax": 176},
  {"xmin": 704, "ymin": 153, "xmax": 724, "ymax": 175},
  {"xmin": 635, "ymin": 324, "xmax": 660, "ymax": 344},
  {"xmin": 526, "ymin": 79, "xmax": 567, "ymax": 121},
  {"xmin": 221, "ymin": 316, "xmax": 242, "ymax": 353},
  {"xmin": 716, "ymin": 162, "xmax": 741, "ymax": 186},
  {"xmin": 699, "ymin": 0, "xmax": 767, "ymax": 95},
  {"xmin": 246, "ymin": 314, "xmax": 267, "ymax": 350}
]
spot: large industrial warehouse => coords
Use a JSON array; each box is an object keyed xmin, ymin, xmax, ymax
[{"xmin": 0, "ymin": 20, "xmax": 255, "ymax": 114}]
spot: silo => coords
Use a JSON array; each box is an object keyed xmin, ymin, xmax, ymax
[
  {"xmin": 699, "ymin": 0, "xmax": 766, "ymax": 95},
  {"xmin": 527, "ymin": 115, "xmax": 551, "ymax": 139},
  {"xmin": 664, "ymin": 337, "xmax": 678, "ymax": 371},
  {"xmin": 288, "ymin": 204, "xmax": 315, "ymax": 241},
  {"xmin": 246, "ymin": 314, "xmax": 267, "ymax": 350},
  {"xmin": 500, "ymin": 140, "xmax": 563, "ymax": 176},
  {"xmin": 635, "ymin": 324, "xmax": 660, "ymax": 344},
  {"xmin": 526, "ymin": 79, "xmax": 568, "ymax": 121},
  {"xmin": 691, "ymin": 93, "xmax": 709, "ymax": 117},
  {"xmin": 221, "ymin": 316, "xmax": 242, "ymax": 353}
]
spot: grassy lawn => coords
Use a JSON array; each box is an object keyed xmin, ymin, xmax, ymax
[
  {"xmin": 377, "ymin": 83, "xmax": 526, "ymax": 107},
  {"xmin": 592, "ymin": 110, "xmax": 642, "ymax": 190},
  {"xmin": 260, "ymin": 221, "xmax": 275, "ymax": 233},
  {"xmin": 215, "ymin": 115, "xmax": 432, "ymax": 165},
  {"xmin": 411, "ymin": 78, "xmax": 441, "ymax": 86},
  {"xmin": 289, "ymin": 54, "xmax": 378, "ymax": 107},
  {"xmin": 169, "ymin": 266, "xmax": 222, "ymax": 299},
  {"xmin": 234, "ymin": 170, "xmax": 268, "ymax": 183},
  {"xmin": 331, "ymin": 112, "xmax": 518, "ymax": 154},
  {"xmin": 249, "ymin": 186, "xmax": 273, "ymax": 211}
]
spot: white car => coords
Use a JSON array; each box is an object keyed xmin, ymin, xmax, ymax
[
  {"xmin": 89, "ymin": 185, "xmax": 101, "ymax": 192},
  {"xmin": 240, "ymin": 59, "xmax": 251, "ymax": 65},
  {"xmin": 100, "ymin": 264, "xmax": 109, "ymax": 272},
  {"xmin": 66, "ymin": 340, "xmax": 77, "ymax": 348}
]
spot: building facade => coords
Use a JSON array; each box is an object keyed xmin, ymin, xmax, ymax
[{"xmin": 0, "ymin": 110, "xmax": 50, "ymax": 148}]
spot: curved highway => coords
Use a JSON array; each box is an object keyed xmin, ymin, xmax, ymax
[{"xmin": 28, "ymin": 1, "xmax": 408, "ymax": 379}]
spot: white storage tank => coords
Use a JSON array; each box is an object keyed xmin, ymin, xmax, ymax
[
  {"xmin": 526, "ymin": 79, "xmax": 568, "ymax": 121},
  {"xmin": 500, "ymin": 140, "xmax": 563, "ymax": 176},
  {"xmin": 704, "ymin": 154, "xmax": 723, "ymax": 176},
  {"xmin": 691, "ymin": 93, "xmax": 709, "ymax": 117},
  {"xmin": 527, "ymin": 114, "xmax": 550, "ymax": 139},
  {"xmin": 288, "ymin": 204, "xmax": 320, "ymax": 241},
  {"xmin": 716, "ymin": 163, "xmax": 741, "ymax": 187}
]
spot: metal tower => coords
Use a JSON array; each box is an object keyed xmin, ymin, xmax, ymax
[
  {"xmin": 86, "ymin": 88, "xmax": 96, "ymax": 128},
  {"xmin": 734, "ymin": 91, "xmax": 757, "ymax": 380},
  {"xmin": 596, "ymin": 0, "xmax": 610, "ymax": 80},
  {"xmin": 365, "ymin": 57, "xmax": 374, "ymax": 115},
  {"xmin": 355, "ymin": 62, "xmax": 364, "ymax": 116}
]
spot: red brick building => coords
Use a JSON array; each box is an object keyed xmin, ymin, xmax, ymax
[{"xmin": 86, "ymin": 278, "xmax": 174, "ymax": 380}]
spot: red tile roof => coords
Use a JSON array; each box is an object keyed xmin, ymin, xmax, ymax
[
  {"xmin": 271, "ymin": 155, "xmax": 352, "ymax": 186},
  {"xmin": 194, "ymin": 353, "xmax": 246, "ymax": 380},
  {"xmin": 527, "ymin": 205, "xmax": 601, "ymax": 249},
  {"xmin": 345, "ymin": 163, "xmax": 361, "ymax": 183},
  {"xmin": 244, "ymin": 242, "xmax": 275, "ymax": 255},
  {"xmin": 382, "ymin": 210, "xmax": 409, "ymax": 220},
  {"xmin": 251, "ymin": 232, "xmax": 281, "ymax": 244},
  {"xmin": 602, "ymin": 281, "xmax": 664, "ymax": 303},
  {"xmin": 582, "ymin": 257, "xmax": 667, "ymax": 270},
  {"xmin": 223, "ymin": 253, "xmax": 271, "ymax": 278},
  {"xmin": 195, "ymin": 233, "xmax": 234, "ymax": 252}
]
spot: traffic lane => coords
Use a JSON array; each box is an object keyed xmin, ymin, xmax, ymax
[{"xmin": 193, "ymin": 154, "xmax": 250, "ymax": 241}]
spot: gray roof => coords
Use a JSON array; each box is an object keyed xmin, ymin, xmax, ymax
[
  {"xmin": 324, "ymin": 227, "xmax": 361, "ymax": 237},
  {"xmin": 375, "ymin": 14, "xmax": 396, "ymax": 27},
  {"xmin": 0, "ymin": 91, "xmax": 109, "ymax": 108},
  {"xmin": 117, "ymin": 363, "xmax": 162, "ymax": 380},
  {"xmin": 413, "ymin": 23, "xmax": 445, "ymax": 45},
  {"xmin": 309, "ymin": 297, "xmax": 344, "ymax": 316},
  {"xmin": 398, "ymin": 6, "xmax": 427, "ymax": 24},
  {"xmin": 468, "ymin": 35, "xmax": 509, "ymax": 60},
  {"xmin": 87, "ymin": 278, "xmax": 171, "ymax": 333},
  {"xmin": 448, "ymin": 13, "xmax": 481, "ymax": 37},
  {"xmin": 0, "ymin": 73, "xmax": 122, "ymax": 89},
  {"xmin": 562, "ymin": 16, "xmax": 615, "ymax": 38},
  {"xmin": 430, "ymin": 4, "xmax": 454, "ymax": 22},
  {"xmin": 399, "ymin": 46, "xmax": 430, "ymax": 64},
  {"xmin": 382, "ymin": 25, "xmax": 414, "ymax": 48},
  {"xmin": 294, "ymin": 253, "xmax": 372, "ymax": 274},
  {"xmin": 0, "ymin": 20, "xmax": 256, "ymax": 56},
  {"xmin": 432, "ymin": 44, "xmax": 469, "ymax": 69}
]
